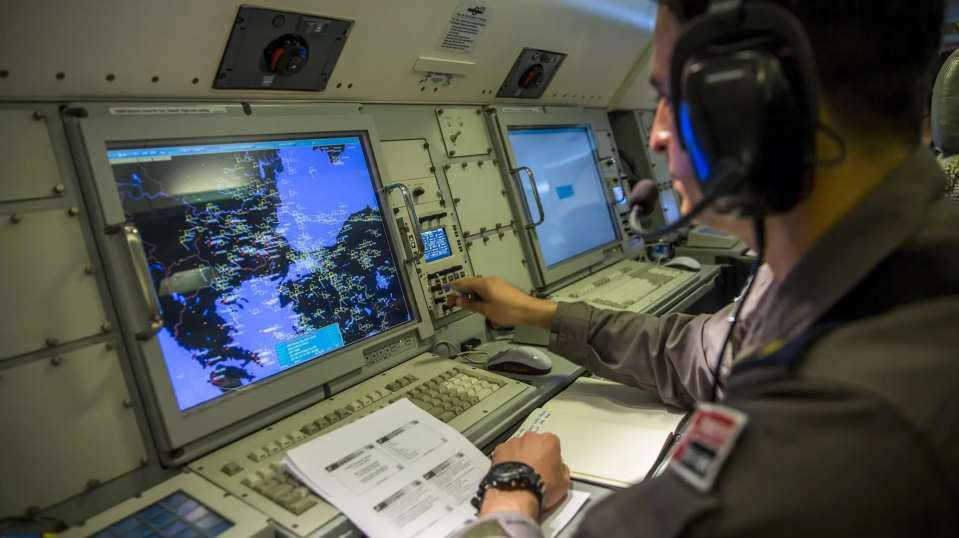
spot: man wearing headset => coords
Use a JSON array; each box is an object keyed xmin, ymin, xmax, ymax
[{"xmin": 449, "ymin": 0, "xmax": 959, "ymax": 537}]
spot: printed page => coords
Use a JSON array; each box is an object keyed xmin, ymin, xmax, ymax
[{"xmin": 283, "ymin": 399, "xmax": 490, "ymax": 538}]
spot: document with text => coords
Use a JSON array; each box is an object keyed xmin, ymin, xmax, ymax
[{"xmin": 283, "ymin": 399, "xmax": 491, "ymax": 538}]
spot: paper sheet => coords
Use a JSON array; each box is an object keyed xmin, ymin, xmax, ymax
[
  {"xmin": 541, "ymin": 490, "xmax": 590, "ymax": 538},
  {"xmin": 283, "ymin": 399, "xmax": 491, "ymax": 538}
]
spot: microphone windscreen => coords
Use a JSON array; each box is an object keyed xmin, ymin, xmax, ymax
[{"xmin": 628, "ymin": 179, "xmax": 659, "ymax": 218}]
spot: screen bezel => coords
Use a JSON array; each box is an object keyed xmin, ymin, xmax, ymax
[
  {"xmin": 489, "ymin": 107, "xmax": 625, "ymax": 290},
  {"xmin": 107, "ymin": 133, "xmax": 415, "ymax": 413},
  {"xmin": 506, "ymin": 125, "xmax": 620, "ymax": 268},
  {"xmin": 67, "ymin": 104, "xmax": 434, "ymax": 451}
]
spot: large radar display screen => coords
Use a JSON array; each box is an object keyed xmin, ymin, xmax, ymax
[{"xmin": 108, "ymin": 136, "xmax": 412, "ymax": 411}]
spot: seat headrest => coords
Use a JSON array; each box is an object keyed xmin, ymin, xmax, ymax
[{"xmin": 932, "ymin": 49, "xmax": 959, "ymax": 157}]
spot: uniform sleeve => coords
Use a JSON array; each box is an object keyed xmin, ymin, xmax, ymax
[
  {"xmin": 547, "ymin": 301, "xmax": 737, "ymax": 409},
  {"xmin": 448, "ymin": 512, "xmax": 543, "ymax": 538}
]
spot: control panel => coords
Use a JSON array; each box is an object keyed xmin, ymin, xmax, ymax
[{"xmin": 414, "ymin": 211, "xmax": 472, "ymax": 320}]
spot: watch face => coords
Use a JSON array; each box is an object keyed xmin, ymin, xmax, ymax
[{"xmin": 492, "ymin": 462, "xmax": 530, "ymax": 478}]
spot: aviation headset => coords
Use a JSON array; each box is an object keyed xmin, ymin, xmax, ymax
[{"xmin": 629, "ymin": 0, "xmax": 825, "ymax": 239}]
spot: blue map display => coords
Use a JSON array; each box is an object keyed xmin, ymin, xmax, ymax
[{"xmin": 109, "ymin": 136, "xmax": 412, "ymax": 411}]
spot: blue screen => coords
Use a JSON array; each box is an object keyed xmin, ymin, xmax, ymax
[
  {"xmin": 508, "ymin": 127, "xmax": 619, "ymax": 267},
  {"xmin": 422, "ymin": 228, "xmax": 453, "ymax": 263},
  {"xmin": 109, "ymin": 135, "xmax": 412, "ymax": 410}
]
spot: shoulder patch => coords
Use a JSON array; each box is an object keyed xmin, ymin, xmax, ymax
[{"xmin": 670, "ymin": 403, "xmax": 748, "ymax": 493}]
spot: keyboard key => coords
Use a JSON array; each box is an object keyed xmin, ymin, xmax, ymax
[
  {"xmin": 314, "ymin": 417, "xmax": 331, "ymax": 430},
  {"xmin": 346, "ymin": 400, "xmax": 365, "ymax": 412},
  {"xmin": 220, "ymin": 462, "xmax": 244, "ymax": 476},
  {"xmin": 375, "ymin": 388, "xmax": 393, "ymax": 399},
  {"xmin": 247, "ymin": 448, "xmax": 268, "ymax": 462},
  {"xmin": 325, "ymin": 413, "xmax": 340, "ymax": 424},
  {"xmin": 287, "ymin": 431, "xmax": 306, "ymax": 444},
  {"xmin": 367, "ymin": 391, "xmax": 383, "ymax": 402},
  {"xmin": 287, "ymin": 497, "xmax": 317, "ymax": 515},
  {"xmin": 404, "ymin": 374, "xmax": 418, "ymax": 382},
  {"xmin": 262, "ymin": 443, "xmax": 280, "ymax": 455},
  {"xmin": 275, "ymin": 437, "xmax": 292, "ymax": 449},
  {"xmin": 359, "ymin": 396, "xmax": 374, "ymax": 406},
  {"xmin": 334, "ymin": 408, "xmax": 352, "ymax": 419},
  {"xmin": 241, "ymin": 474, "xmax": 262, "ymax": 489},
  {"xmin": 301, "ymin": 422, "xmax": 320, "ymax": 435},
  {"xmin": 428, "ymin": 407, "xmax": 445, "ymax": 418},
  {"xmin": 439, "ymin": 411, "xmax": 456, "ymax": 422},
  {"xmin": 476, "ymin": 388, "xmax": 493, "ymax": 400}
]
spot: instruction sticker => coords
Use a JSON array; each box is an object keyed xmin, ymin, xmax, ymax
[
  {"xmin": 109, "ymin": 106, "xmax": 227, "ymax": 115},
  {"xmin": 420, "ymin": 72, "xmax": 454, "ymax": 86},
  {"xmin": 438, "ymin": 2, "xmax": 495, "ymax": 53}
]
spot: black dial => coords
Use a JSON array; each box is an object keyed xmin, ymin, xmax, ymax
[{"xmin": 263, "ymin": 34, "xmax": 309, "ymax": 76}]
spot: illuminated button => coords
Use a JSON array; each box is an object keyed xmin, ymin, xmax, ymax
[
  {"xmin": 313, "ymin": 417, "xmax": 331, "ymax": 430},
  {"xmin": 334, "ymin": 408, "xmax": 352, "ymax": 419},
  {"xmin": 247, "ymin": 448, "xmax": 269, "ymax": 462},
  {"xmin": 275, "ymin": 437, "xmax": 293, "ymax": 449},
  {"xmin": 262, "ymin": 443, "xmax": 280, "ymax": 455}
]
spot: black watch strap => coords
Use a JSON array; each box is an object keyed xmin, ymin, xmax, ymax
[{"xmin": 471, "ymin": 462, "xmax": 546, "ymax": 514}]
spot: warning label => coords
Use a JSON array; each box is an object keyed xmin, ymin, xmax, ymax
[{"xmin": 438, "ymin": 2, "xmax": 495, "ymax": 53}]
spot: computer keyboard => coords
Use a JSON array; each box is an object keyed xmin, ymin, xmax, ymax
[
  {"xmin": 552, "ymin": 260, "xmax": 698, "ymax": 312},
  {"xmin": 190, "ymin": 353, "xmax": 534, "ymax": 537}
]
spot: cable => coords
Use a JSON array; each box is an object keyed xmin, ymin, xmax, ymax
[
  {"xmin": 710, "ymin": 216, "xmax": 766, "ymax": 402},
  {"xmin": 431, "ymin": 341, "xmax": 490, "ymax": 366}
]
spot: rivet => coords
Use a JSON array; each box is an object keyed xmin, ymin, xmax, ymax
[
  {"xmin": 105, "ymin": 340, "xmax": 117, "ymax": 350},
  {"xmin": 449, "ymin": 151, "xmax": 457, "ymax": 157},
  {"xmin": 453, "ymin": 198, "xmax": 461, "ymax": 204},
  {"xmin": 493, "ymin": 160, "xmax": 498, "ymax": 166},
  {"xmin": 487, "ymin": 148, "xmax": 493, "ymax": 154},
  {"xmin": 123, "ymin": 398, "xmax": 133, "ymax": 408},
  {"xmin": 478, "ymin": 161, "xmax": 484, "ymax": 167},
  {"xmin": 141, "ymin": 457, "xmax": 149, "ymax": 466},
  {"xmin": 466, "ymin": 241, "xmax": 473, "ymax": 248},
  {"xmin": 53, "ymin": 184, "xmax": 65, "ymax": 195},
  {"xmin": 501, "ymin": 190, "xmax": 507, "ymax": 196},
  {"xmin": 101, "ymin": 322, "xmax": 113, "ymax": 332},
  {"xmin": 461, "ymin": 162, "xmax": 468, "ymax": 169},
  {"xmin": 444, "ymin": 165, "xmax": 451, "ymax": 171},
  {"xmin": 423, "ymin": 143, "xmax": 430, "ymax": 149},
  {"xmin": 51, "ymin": 356, "xmax": 63, "ymax": 366},
  {"xmin": 464, "ymin": 231, "xmax": 470, "ymax": 236},
  {"xmin": 429, "ymin": 166, "xmax": 436, "ymax": 173},
  {"xmin": 483, "ymin": 237, "xmax": 490, "ymax": 243},
  {"xmin": 437, "ymin": 109, "xmax": 444, "ymax": 115},
  {"xmin": 46, "ymin": 337, "xmax": 59, "ymax": 347},
  {"xmin": 10, "ymin": 213, "xmax": 23, "ymax": 224},
  {"xmin": 84, "ymin": 265, "xmax": 96, "ymax": 275},
  {"xmin": 87, "ymin": 479, "xmax": 101, "ymax": 489},
  {"xmin": 476, "ymin": 109, "xmax": 482, "ymax": 115},
  {"xmin": 32, "ymin": 110, "xmax": 45, "ymax": 121},
  {"xmin": 68, "ymin": 207, "xmax": 80, "ymax": 216}
]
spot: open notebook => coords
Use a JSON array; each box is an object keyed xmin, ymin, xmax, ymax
[{"xmin": 513, "ymin": 377, "xmax": 687, "ymax": 489}]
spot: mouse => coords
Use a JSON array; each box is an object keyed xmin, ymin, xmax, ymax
[
  {"xmin": 665, "ymin": 256, "xmax": 702, "ymax": 271},
  {"xmin": 486, "ymin": 346, "xmax": 553, "ymax": 375}
]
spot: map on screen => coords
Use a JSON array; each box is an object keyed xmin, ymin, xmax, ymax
[{"xmin": 108, "ymin": 136, "xmax": 412, "ymax": 410}]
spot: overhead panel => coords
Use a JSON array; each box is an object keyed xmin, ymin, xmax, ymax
[
  {"xmin": 436, "ymin": 107, "xmax": 493, "ymax": 158},
  {"xmin": 467, "ymin": 230, "xmax": 533, "ymax": 294},
  {"xmin": 446, "ymin": 161, "xmax": 513, "ymax": 236},
  {"xmin": 496, "ymin": 48, "xmax": 566, "ymax": 99},
  {"xmin": 213, "ymin": 7, "xmax": 353, "ymax": 92},
  {"xmin": 0, "ymin": 110, "xmax": 65, "ymax": 202},
  {"xmin": 0, "ymin": 208, "xmax": 109, "ymax": 361},
  {"xmin": 0, "ymin": 342, "xmax": 147, "ymax": 514}
]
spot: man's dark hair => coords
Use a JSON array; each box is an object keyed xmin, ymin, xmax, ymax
[{"xmin": 658, "ymin": 0, "xmax": 945, "ymax": 143}]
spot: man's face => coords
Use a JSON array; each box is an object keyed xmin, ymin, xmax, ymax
[{"xmin": 649, "ymin": 9, "xmax": 703, "ymax": 218}]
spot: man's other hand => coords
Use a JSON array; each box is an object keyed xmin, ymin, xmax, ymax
[
  {"xmin": 480, "ymin": 432, "xmax": 571, "ymax": 518},
  {"xmin": 446, "ymin": 277, "xmax": 558, "ymax": 330}
]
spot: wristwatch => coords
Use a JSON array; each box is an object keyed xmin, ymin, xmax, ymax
[{"xmin": 471, "ymin": 462, "xmax": 546, "ymax": 514}]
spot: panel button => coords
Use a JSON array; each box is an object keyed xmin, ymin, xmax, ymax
[
  {"xmin": 375, "ymin": 388, "xmax": 393, "ymax": 399},
  {"xmin": 287, "ymin": 497, "xmax": 318, "ymax": 515},
  {"xmin": 241, "ymin": 474, "xmax": 262, "ymax": 489},
  {"xmin": 346, "ymin": 400, "xmax": 365, "ymax": 412},
  {"xmin": 275, "ymin": 436, "xmax": 293, "ymax": 449},
  {"xmin": 334, "ymin": 408, "xmax": 352, "ymax": 419},
  {"xmin": 287, "ymin": 431, "xmax": 306, "ymax": 444},
  {"xmin": 301, "ymin": 422, "xmax": 320, "ymax": 435},
  {"xmin": 325, "ymin": 413, "xmax": 340, "ymax": 424},
  {"xmin": 314, "ymin": 417, "xmax": 331, "ymax": 430},
  {"xmin": 221, "ymin": 462, "xmax": 244, "ymax": 477},
  {"xmin": 262, "ymin": 443, "xmax": 280, "ymax": 455},
  {"xmin": 247, "ymin": 448, "xmax": 269, "ymax": 462}
]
